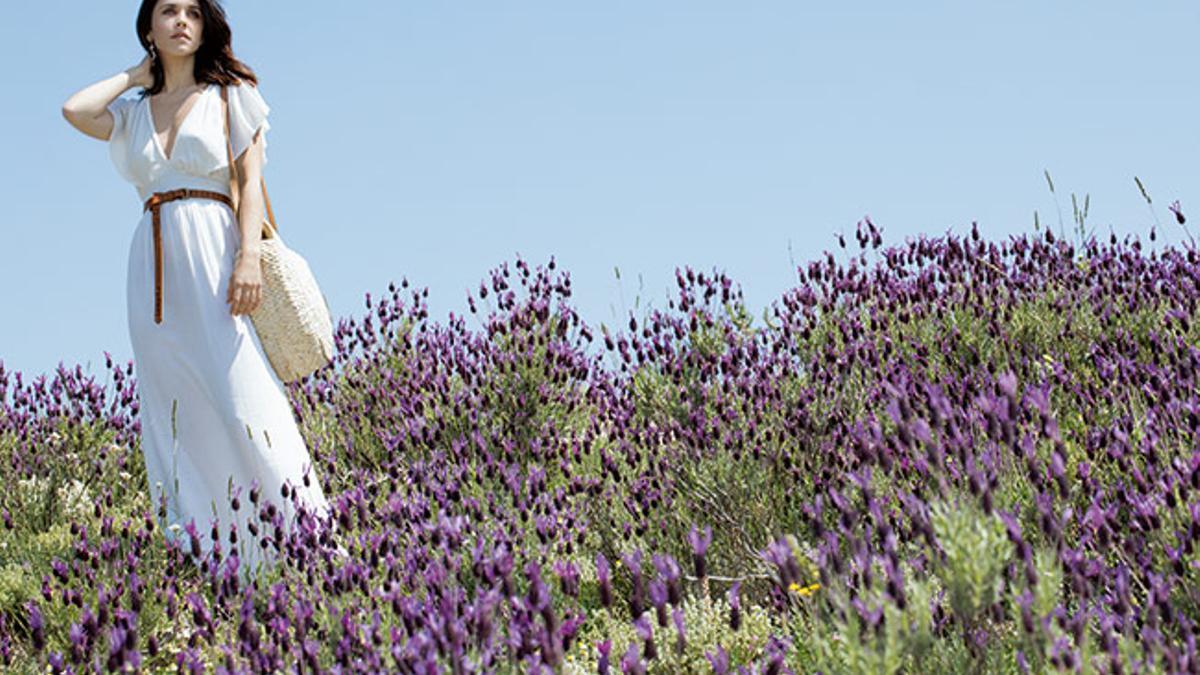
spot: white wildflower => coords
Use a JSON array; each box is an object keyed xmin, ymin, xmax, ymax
[{"xmin": 57, "ymin": 479, "xmax": 92, "ymax": 519}]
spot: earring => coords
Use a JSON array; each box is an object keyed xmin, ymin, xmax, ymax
[{"xmin": 148, "ymin": 42, "xmax": 158, "ymax": 61}]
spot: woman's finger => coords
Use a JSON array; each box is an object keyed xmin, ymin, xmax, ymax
[{"xmin": 228, "ymin": 280, "xmax": 263, "ymax": 314}]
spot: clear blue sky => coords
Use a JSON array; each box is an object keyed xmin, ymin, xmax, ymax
[{"xmin": 3, "ymin": 2, "xmax": 1196, "ymax": 378}]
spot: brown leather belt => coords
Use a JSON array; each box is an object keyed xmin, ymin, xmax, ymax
[{"xmin": 142, "ymin": 188, "xmax": 235, "ymax": 324}]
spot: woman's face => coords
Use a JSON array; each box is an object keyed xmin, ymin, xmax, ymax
[{"xmin": 146, "ymin": 0, "xmax": 204, "ymax": 59}]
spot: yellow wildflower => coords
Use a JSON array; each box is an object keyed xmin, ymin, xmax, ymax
[{"xmin": 788, "ymin": 582, "xmax": 821, "ymax": 596}]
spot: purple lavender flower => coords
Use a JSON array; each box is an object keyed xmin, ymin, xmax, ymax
[
  {"xmin": 761, "ymin": 538, "xmax": 798, "ymax": 588},
  {"xmin": 706, "ymin": 645, "xmax": 731, "ymax": 675},
  {"xmin": 597, "ymin": 639, "xmax": 612, "ymax": 675},
  {"xmin": 620, "ymin": 641, "xmax": 645, "ymax": 675},
  {"xmin": 672, "ymin": 606, "xmax": 687, "ymax": 655},
  {"xmin": 728, "ymin": 581, "xmax": 743, "ymax": 631},
  {"xmin": 688, "ymin": 525, "xmax": 713, "ymax": 580},
  {"xmin": 26, "ymin": 601, "xmax": 45, "ymax": 652},
  {"xmin": 553, "ymin": 560, "xmax": 580, "ymax": 598},
  {"xmin": 596, "ymin": 553, "xmax": 613, "ymax": 608},
  {"xmin": 633, "ymin": 615, "xmax": 657, "ymax": 661},
  {"xmin": 1169, "ymin": 199, "xmax": 1186, "ymax": 225},
  {"xmin": 763, "ymin": 635, "xmax": 791, "ymax": 675},
  {"xmin": 623, "ymin": 550, "xmax": 646, "ymax": 620},
  {"xmin": 649, "ymin": 581, "xmax": 669, "ymax": 627},
  {"xmin": 652, "ymin": 554, "xmax": 683, "ymax": 606}
]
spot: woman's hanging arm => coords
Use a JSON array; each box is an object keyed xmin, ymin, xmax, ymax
[{"xmin": 233, "ymin": 128, "xmax": 267, "ymax": 261}]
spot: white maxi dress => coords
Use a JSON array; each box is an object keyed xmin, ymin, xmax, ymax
[{"xmin": 106, "ymin": 81, "xmax": 331, "ymax": 579}]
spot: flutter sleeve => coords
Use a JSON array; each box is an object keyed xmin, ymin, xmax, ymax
[
  {"xmin": 226, "ymin": 81, "xmax": 271, "ymax": 167},
  {"xmin": 106, "ymin": 95, "xmax": 135, "ymax": 144},
  {"xmin": 106, "ymin": 96, "xmax": 138, "ymax": 185}
]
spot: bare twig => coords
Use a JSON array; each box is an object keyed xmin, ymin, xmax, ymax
[{"xmin": 684, "ymin": 572, "xmax": 775, "ymax": 583}]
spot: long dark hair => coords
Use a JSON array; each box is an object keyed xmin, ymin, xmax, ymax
[{"xmin": 134, "ymin": 0, "xmax": 258, "ymax": 97}]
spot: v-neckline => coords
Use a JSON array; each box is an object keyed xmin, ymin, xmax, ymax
[{"xmin": 146, "ymin": 83, "xmax": 214, "ymax": 163}]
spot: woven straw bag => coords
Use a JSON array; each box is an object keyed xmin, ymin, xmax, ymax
[{"xmin": 221, "ymin": 85, "xmax": 335, "ymax": 383}]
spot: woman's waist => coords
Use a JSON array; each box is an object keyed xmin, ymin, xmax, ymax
[
  {"xmin": 142, "ymin": 188, "xmax": 235, "ymax": 215},
  {"xmin": 137, "ymin": 176, "xmax": 232, "ymax": 204},
  {"xmin": 134, "ymin": 189, "xmax": 237, "ymax": 229}
]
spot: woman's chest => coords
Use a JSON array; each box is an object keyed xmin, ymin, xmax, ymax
[{"xmin": 120, "ymin": 92, "xmax": 229, "ymax": 181}]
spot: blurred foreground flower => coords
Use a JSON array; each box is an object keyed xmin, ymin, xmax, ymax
[{"xmin": 1169, "ymin": 199, "xmax": 1186, "ymax": 224}]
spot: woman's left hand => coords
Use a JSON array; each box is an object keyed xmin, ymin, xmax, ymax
[{"xmin": 228, "ymin": 252, "xmax": 263, "ymax": 316}]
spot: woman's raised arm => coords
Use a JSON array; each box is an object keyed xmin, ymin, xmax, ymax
[{"xmin": 62, "ymin": 56, "xmax": 153, "ymax": 141}]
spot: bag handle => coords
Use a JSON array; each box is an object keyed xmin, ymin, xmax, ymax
[{"xmin": 221, "ymin": 84, "xmax": 278, "ymax": 240}]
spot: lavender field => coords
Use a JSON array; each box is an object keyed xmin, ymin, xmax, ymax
[{"xmin": 1, "ymin": 213, "xmax": 1199, "ymax": 673}]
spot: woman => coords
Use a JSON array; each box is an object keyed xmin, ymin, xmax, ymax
[{"xmin": 61, "ymin": 0, "xmax": 337, "ymax": 580}]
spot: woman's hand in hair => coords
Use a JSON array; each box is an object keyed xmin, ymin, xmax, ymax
[{"xmin": 126, "ymin": 54, "xmax": 154, "ymax": 89}]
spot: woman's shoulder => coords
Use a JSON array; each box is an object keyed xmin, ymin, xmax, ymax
[
  {"xmin": 223, "ymin": 78, "xmax": 262, "ymax": 92},
  {"xmin": 220, "ymin": 79, "xmax": 268, "ymax": 106},
  {"xmin": 228, "ymin": 79, "xmax": 268, "ymax": 111}
]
